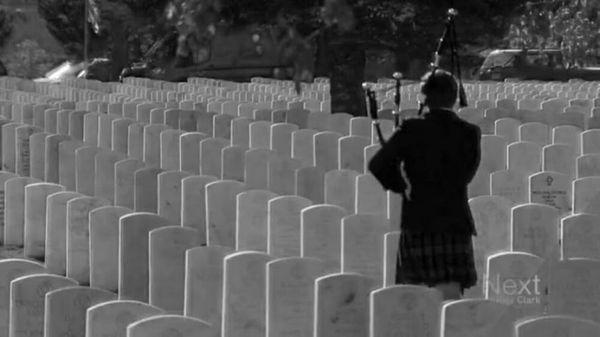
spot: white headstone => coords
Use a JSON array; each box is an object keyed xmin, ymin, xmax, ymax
[
  {"xmin": 301, "ymin": 204, "xmax": 348, "ymax": 273},
  {"xmin": 573, "ymin": 177, "xmax": 600, "ymax": 216},
  {"xmin": 581, "ymin": 130, "xmax": 600, "ymax": 155},
  {"xmin": 485, "ymin": 251, "xmax": 546, "ymax": 318},
  {"xmin": 143, "ymin": 124, "xmax": 169, "ymax": 167},
  {"xmin": 66, "ymin": 196, "xmax": 109, "ymax": 285},
  {"xmin": 339, "ymin": 136, "xmax": 370, "ymax": 173},
  {"xmin": 205, "ymin": 180, "xmax": 246, "ymax": 247},
  {"xmin": 127, "ymin": 122, "xmax": 144, "ymax": 160},
  {"xmin": 1, "ymin": 123, "xmax": 20, "ymax": 173},
  {"xmin": 355, "ymin": 174, "xmax": 388, "ymax": 217},
  {"xmin": 245, "ymin": 148, "xmax": 276, "ymax": 190},
  {"xmin": 181, "ymin": 175, "xmax": 217, "ymax": 244},
  {"xmin": 0, "ymin": 259, "xmax": 46, "ymax": 336},
  {"xmin": 440, "ymin": 299, "xmax": 513, "ymax": 337},
  {"xmin": 58, "ymin": 139, "xmax": 84, "ymax": 190},
  {"xmin": 9, "ymin": 273, "xmax": 77, "ymax": 337},
  {"xmin": 157, "ymin": 170, "xmax": 191, "ymax": 225},
  {"xmin": 561, "ymin": 213, "xmax": 600, "ymax": 260},
  {"xmin": 270, "ymin": 123, "xmax": 298, "ymax": 157},
  {"xmin": 480, "ymin": 135, "xmax": 508, "ymax": 173},
  {"xmin": 490, "ymin": 170, "xmax": 528, "ymax": 205},
  {"xmin": 553, "ymin": 125, "xmax": 582, "ymax": 155},
  {"xmin": 296, "ymin": 166, "xmax": 325, "ymax": 203},
  {"xmin": 314, "ymin": 273, "xmax": 373, "ymax": 337},
  {"xmin": 515, "ymin": 315, "xmax": 600, "ymax": 337},
  {"xmin": 543, "ymin": 144, "xmax": 576, "ymax": 179},
  {"xmin": 44, "ymin": 286, "xmax": 116, "ymax": 337},
  {"xmin": 268, "ymin": 155, "xmax": 303, "ymax": 195},
  {"xmin": 45, "ymin": 191, "xmax": 82, "ymax": 275},
  {"xmin": 236, "ymin": 190, "xmax": 277, "ymax": 252},
  {"xmin": 44, "ymin": 134, "xmax": 71, "ymax": 183},
  {"xmin": 199, "ymin": 137, "xmax": 228, "ymax": 177},
  {"xmin": 370, "ymin": 285, "xmax": 443, "ymax": 337},
  {"xmin": 126, "ymin": 315, "xmax": 215, "ymax": 337},
  {"xmin": 469, "ymin": 195, "xmax": 512, "ymax": 295},
  {"xmin": 85, "ymin": 300, "xmax": 163, "ymax": 337},
  {"xmin": 325, "ymin": 169, "xmax": 359, "ymax": 213},
  {"xmin": 134, "ymin": 167, "xmax": 163, "ymax": 213},
  {"xmin": 577, "ymin": 154, "xmax": 600, "ymax": 178},
  {"xmin": 292, "ymin": 129, "xmax": 317, "ymax": 167},
  {"xmin": 222, "ymin": 251, "xmax": 274, "ymax": 337},
  {"xmin": 113, "ymin": 158, "xmax": 144, "ymax": 209},
  {"xmin": 508, "ymin": 141, "xmax": 542, "ymax": 175},
  {"xmin": 119, "ymin": 212, "xmax": 171, "ymax": 302},
  {"xmin": 341, "ymin": 214, "xmax": 390, "ymax": 286},
  {"xmin": 0, "ymin": 171, "xmax": 17, "ymax": 243},
  {"xmin": 23, "ymin": 183, "xmax": 64, "ymax": 259},
  {"xmin": 89, "ymin": 206, "xmax": 132, "ymax": 291},
  {"xmin": 15, "ymin": 125, "xmax": 41, "ymax": 176},
  {"xmin": 4, "ymin": 177, "xmax": 41, "ymax": 246},
  {"xmin": 149, "ymin": 226, "xmax": 201, "ymax": 314},
  {"xmin": 547, "ymin": 258, "xmax": 600, "ymax": 323},
  {"xmin": 160, "ymin": 129, "xmax": 184, "ymax": 171},
  {"xmin": 519, "ymin": 122, "xmax": 549, "ymax": 146},
  {"xmin": 221, "ymin": 146, "xmax": 246, "ymax": 182},
  {"xmin": 267, "ymin": 196, "xmax": 312, "ymax": 257},
  {"xmin": 74, "ymin": 146, "xmax": 100, "ymax": 195},
  {"xmin": 314, "ymin": 131, "xmax": 342, "ymax": 172},
  {"xmin": 511, "ymin": 203, "xmax": 560, "ymax": 260},
  {"xmin": 266, "ymin": 257, "xmax": 326, "ymax": 337},
  {"xmin": 249, "ymin": 121, "xmax": 272, "ymax": 149},
  {"xmin": 494, "ymin": 118, "xmax": 520, "ymax": 144},
  {"xmin": 28, "ymin": 132, "xmax": 49, "ymax": 181},
  {"xmin": 230, "ymin": 117, "xmax": 251, "ymax": 148},
  {"xmin": 529, "ymin": 171, "xmax": 572, "ymax": 215},
  {"xmin": 180, "ymin": 132, "xmax": 208, "ymax": 174},
  {"xmin": 184, "ymin": 246, "xmax": 234, "ymax": 331}
]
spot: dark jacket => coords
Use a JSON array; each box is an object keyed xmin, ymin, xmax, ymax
[{"xmin": 368, "ymin": 109, "xmax": 481, "ymax": 235}]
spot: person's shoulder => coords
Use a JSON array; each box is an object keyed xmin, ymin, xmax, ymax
[
  {"xmin": 399, "ymin": 116, "xmax": 426, "ymax": 129},
  {"xmin": 456, "ymin": 118, "xmax": 481, "ymax": 135},
  {"xmin": 387, "ymin": 116, "xmax": 424, "ymax": 142}
]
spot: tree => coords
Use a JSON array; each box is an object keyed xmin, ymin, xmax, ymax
[
  {"xmin": 38, "ymin": 0, "xmax": 172, "ymax": 78},
  {"xmin": 0, "ymin": 8, "xmax": 13, "ymax": 48},
  {"xmin": 506, "ymin": 0, "xmax": 600, "ymax": 67},
  {"xmin": 0, "ymin": 7, "xmax": 14, "ymax": 75},
  {"xmin": 164, "ymin": 0, "xmax": 530, "ymax": 114},
  {"xmin": 3, "ymin": 39, "xmax": 63, "ymax": 78}
]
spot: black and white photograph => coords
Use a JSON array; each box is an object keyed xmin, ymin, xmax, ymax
[{"xmin": 0, "ymin": 0, "xmax": 599, "ymax": 336}]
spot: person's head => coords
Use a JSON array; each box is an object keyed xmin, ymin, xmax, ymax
[{"xmin": 420, "ymin": 69, "xmax": 458, "ymax": 109}]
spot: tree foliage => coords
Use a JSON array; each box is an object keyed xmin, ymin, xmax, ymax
[
  {"xmin": 38, "ymin": 0, "xmax": 171, "ymax": 61},
  {"xmin": 38, "ymin": 0, "xmax": 600, "ymax": 83},
  {"xmin": 506, "ymin": 0, "xmax": 600, "ymax": 66},
  {"xmin": 0, "ymin": 8, "xmax": 13, "ymax": 48},
  {"xmin": 3, "ymin": 39, "xmax": 63, "ymax": 78}
]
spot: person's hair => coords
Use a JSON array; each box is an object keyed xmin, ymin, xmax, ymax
[{"xmin": 420, "ymin": 69, "xmax": 458, "ymax": 109}]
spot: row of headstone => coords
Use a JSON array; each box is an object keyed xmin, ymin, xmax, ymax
[
  {"xmin": 3, "ymin": 77, "xmax": 600, "ymax": 334},
  {"xmin": 0, "ymin": 251, "xmax": 566, "ymax": 337},
  {"xmin": 2, "ymin": 123, "xmax": 596, "ymax": 316},
  {"xmin": 8, "ymin": 84, "xmax": 600, "ymax": 231},
  {"xmin": 7, "ymin": 186, "xmax": 600, "ymax": 336},
  {"xmin": 0, "ymin": 100, "xmax": 400, "ymax": 219},
  {"xmin": 469, "ymin": 167, "xmax": 600, "ymax": 216}
]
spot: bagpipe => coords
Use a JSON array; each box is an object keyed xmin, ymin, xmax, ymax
[{"xmin": 363, "ymin": 8, "xmax": 468, "ymax": 146}]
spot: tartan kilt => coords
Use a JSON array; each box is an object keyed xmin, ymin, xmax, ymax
[{"xmin": 395, "ymin": 230, "xmax": 477, "ymax": 292}]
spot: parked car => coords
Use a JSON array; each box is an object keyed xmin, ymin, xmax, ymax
[{"xmin": 477, "ymin": 49, "xmax": 600, "ymax": 81}]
